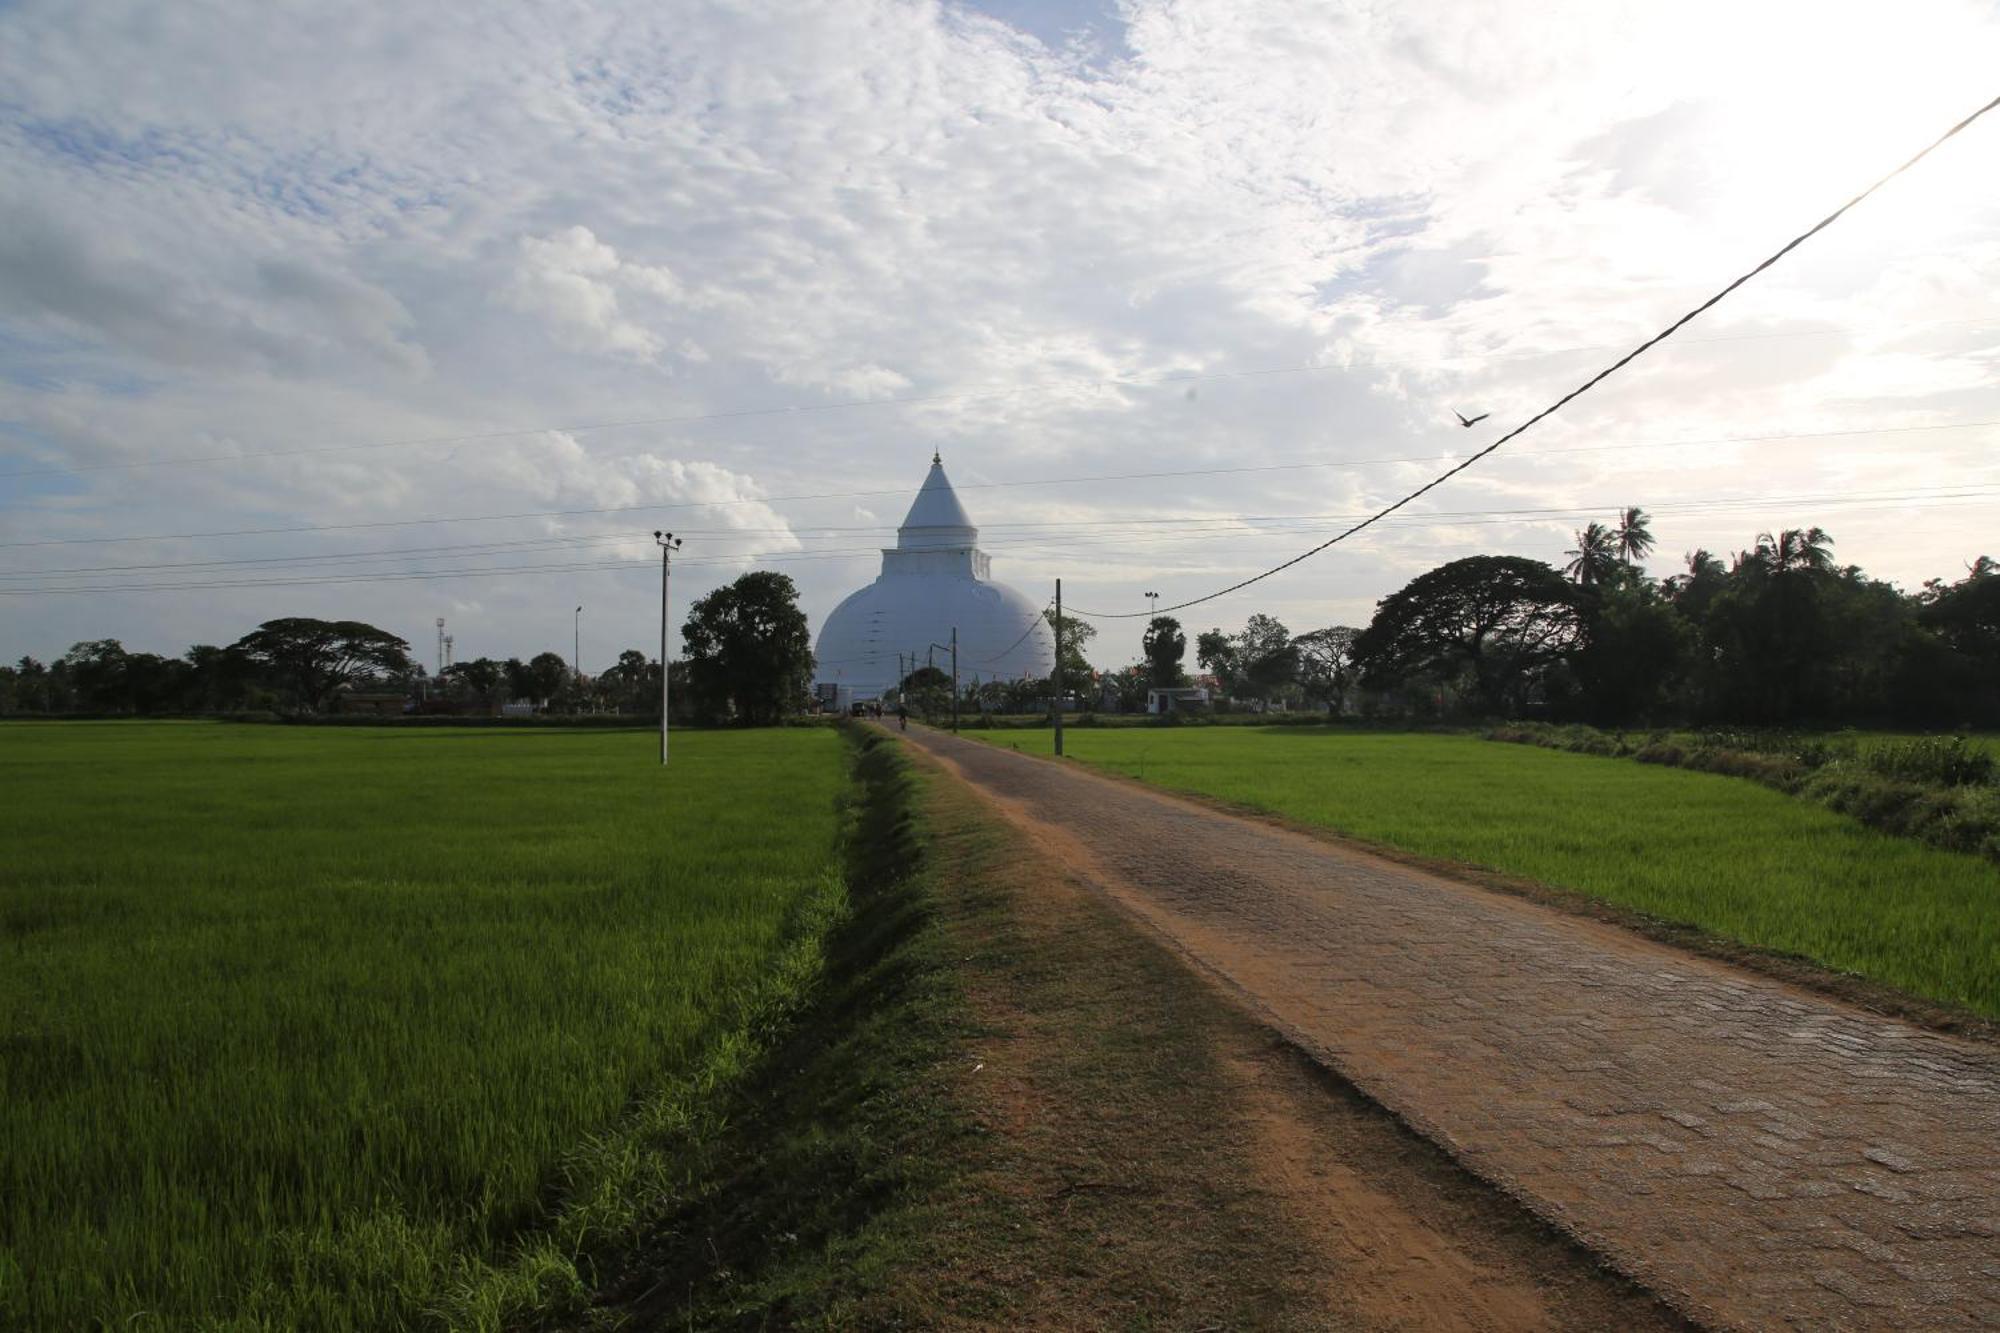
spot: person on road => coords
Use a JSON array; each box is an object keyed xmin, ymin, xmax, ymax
[{"xmin": 896, "ymin": 703, "xmax": 907, "ymax": 731}]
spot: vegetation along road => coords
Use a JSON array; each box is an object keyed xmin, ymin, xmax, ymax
[{"xmin": 917, "ymin": 723, "xmax": 2000, "ymax": 1330}]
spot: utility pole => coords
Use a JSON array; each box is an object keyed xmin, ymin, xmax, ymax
[
  {"xmin": 573, "ymin": 605, "xmax": 583, "ymax": 682},
  {"xmin": 926, "ymin": 630, "xmax": 960, "ymax": 733},
  {"xmin": 1053, "ymin": 578, "xmax": 1064, "ymax": 757},
  {"xmin": 654, "ymin": 532, "xmax": 681, "ymax": 766},
  {"xmin": 1145, "ymin": 590, "xmax": 1159, "ymax": 620}
]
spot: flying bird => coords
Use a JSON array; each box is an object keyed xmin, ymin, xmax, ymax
[{"xmin": 1455, "ymin": 410, "xmax": 1490, "ymax": 428}]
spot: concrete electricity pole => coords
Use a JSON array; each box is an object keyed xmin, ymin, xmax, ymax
[
  {"xmin": 1053, "ymin": 578, "xmax": 1063, "ymax": 757},
  {"xmin": 573, "ymin": 605, "xmax": 583, "ymax": 682},
  {"xmin": 926, "ymin": 629, "xmax": 959, "ymax": 733},
  {"xmin": 654, "ymin": 532, "xmax": 682, "ymax": 766}
]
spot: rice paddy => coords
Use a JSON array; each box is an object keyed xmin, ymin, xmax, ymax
[
  {"xmin": 0, "ymin": 721, "xmax": 847, "ymax": 1330},
  {"xmin": 968, "ymin": 727, "xmax": 2000, "ymax": 1018}
]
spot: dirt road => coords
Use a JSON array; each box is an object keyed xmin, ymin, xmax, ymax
[{"xmin": 900, "ymin": 725, "xmax": 2000, "ymax": 1331}]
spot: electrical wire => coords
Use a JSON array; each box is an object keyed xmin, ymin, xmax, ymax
[
  {"xmin": 1068, "ymin": 92, "xmax": 2000, "ymax": 620},
  {"xmin": 6, "ymin": 480, "xmax": 1992, "ymax": 596},
  {"xmin": 9, "ymin": 411, "xmax": 1997, "ymax": 552},
  {"xmin": 971, "ymin": 600, "xmax": 1055, "ymax": 666},
  {"xmin": 7, "ymin": 315, "xmax": 1993, "ymax": 482}
]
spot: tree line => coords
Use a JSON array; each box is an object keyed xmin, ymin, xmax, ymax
[
  {"xmin": 0, "ymin": 571, "xmax": 814, "ymax": 724},
  {"xmin": 10, "ymin": 522, "xmax": 1992, "ymax": 728},
  {"xmin": 1110, "ymin": 512, "xmax": 1993, "ymax": 726}
]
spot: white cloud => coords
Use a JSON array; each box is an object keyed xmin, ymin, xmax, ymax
[
  {"xmin": 502, "ymin": 227, "xmax": 677, "ymax": 361},
  {"xmin": 3, "ymin": 0, "xmax": 1998, "ymax": 668}
]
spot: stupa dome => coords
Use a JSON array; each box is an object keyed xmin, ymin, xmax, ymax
[{"xmin": 814, "ymin": 454, "xmax": 1054, "ymax": 698}]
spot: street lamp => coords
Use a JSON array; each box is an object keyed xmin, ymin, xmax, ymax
[
  {"xmin": 1145, "ymin": 590, "xmax": 1159, "ymax": 619},
  {"xmin": 573, "ymin": 605, "xmax": 583, "ymax": 683},
  {"xmin": 654, "ymin": 532, "xmax": 682, "ymax": 766}
]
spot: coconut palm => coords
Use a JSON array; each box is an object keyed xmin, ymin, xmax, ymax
[
  {"xmin": 1752, "ymin": 527, "xmax": 1835, "ymax": 575},
  {"xmin": 1614, "ymin": 506, "xmax": 1655, "ymax": 566},
  {"xmin": 1685, "ymin": 548, "xmax": 1725, "ymax": 580},
  {"xmin": 1563, "ymin": 522, "xmax": 1619, "ymax": 586}
]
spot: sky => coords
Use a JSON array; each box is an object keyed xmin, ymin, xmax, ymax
[{"xmin": 2, "ymin": 0, "xmax": 1996, "ymax": 674}]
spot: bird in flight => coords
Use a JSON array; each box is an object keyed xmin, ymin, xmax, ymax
[{"xmin": 1455, "ymin": 410, "xmax": 1490, "ymax": 428}]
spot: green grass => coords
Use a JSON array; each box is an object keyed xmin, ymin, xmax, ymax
[
  {"xmin": 0, "ymin": 721, "xmax": 846, "ymax": 1330},
  {"xmin": 965, "ymin": 727, "xmax": 2000, "ymax": 1019}
]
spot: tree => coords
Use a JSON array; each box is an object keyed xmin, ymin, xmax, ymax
[
  {"xmin": 1614, "ymin": 506, "xmax": 1655, "ymax": 567},
  {"xmin": 1238, "ymin": 614, "xmax": 1298, "ymax": 700},
  {"xmin": 524, "ymin": 652, "xmax": 571, "ymax": 708},
  {"xmin": 682, "ymin": 571, "xmax": 815, "ymax": 725},
  {"xmin": 1746, "ymin": 527, "xmax": 1835, "ymax": 576},
  {"xmin": 1292, "ymin": 626, "xmax": 1360, "ymax": 714},
  {"xmin": 1044, "ymin": 608, "xmax": 1098, "ymax": 685},
  {"xmin": 1196, "ymin": 628, "xmax": 1239, "ymax": 695},
  {"xmin": 1352, "ymin": 556, "xmax": 1585, "ymax": 715},
  {"xmin": 590, "ymin": 649, "xmax": 660, "ymax": 714},
  {"xmin": 898, "ymin": 665, "xmax": 953, "ymax": 720},
  {"xmin": 61, "ymin": 640, "xmax": 132, "ymax": 711},
  {"xmin": 1141, "ymin": 616, "xmax": 1187, "ymax": 687},
  {"xmin": 231, "ymin": 619, "xmax": 413, "ymax": 713},
  {"xmin": 440, "ymin": 657, "xmax": 508, "ymax": 712},
  {"xmin": 183, "ymin": 644, "xmax": 257, "ymax": 713},
  {"xmin": 1563, "ymin": 522, "xmax": 1619, "ymax": 587},
  {"xmin": 1572, "ymin": 582, "xmax": 1686, "ymax": 724}
]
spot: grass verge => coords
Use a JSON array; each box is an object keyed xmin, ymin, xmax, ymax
[
  {"xmin": 1488, "ymin": 722, "xmax": 2000, "ymax": 865},
  {"xmin": 963, "ymin": 727, "xmax": 2000, "ymax": 1024}
]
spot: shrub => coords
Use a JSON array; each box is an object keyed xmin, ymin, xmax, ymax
[{"xmin": 1863, "ymin": 737, "xmax": 1996, "ymax": 788}]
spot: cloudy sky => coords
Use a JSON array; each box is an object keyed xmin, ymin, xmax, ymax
[{"xmin": 3, "ymin": 0, "xmax": 1996, "ymax": 673}]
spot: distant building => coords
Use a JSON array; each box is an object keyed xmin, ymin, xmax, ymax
[
  {"xmin": 815, "ymin": 454, "xmax": 1055, "ymax": 699},
  {"xmin": 334, "ymin": 691, "xmax": 408, "ymax": 717},
  {"xmin": 1147, "ymin": 687, "xmax": 1210, "ymax": 714}
]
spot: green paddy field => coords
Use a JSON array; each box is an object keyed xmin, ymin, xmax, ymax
[
  {"xmin": 968, "ymin": 727, "xmax": 2000, "ymax": 1019},
  {"xmin": 0, "ymin": 722, "xmax": 846, "ymax": 1330}
]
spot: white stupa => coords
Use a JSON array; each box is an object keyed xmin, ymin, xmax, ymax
[{"xmin": 814, "ymin": 454, "xmax": 1054, "ymax": 699}]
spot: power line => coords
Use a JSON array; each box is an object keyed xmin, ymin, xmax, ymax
[
  {"xmin": 6, "ymin": 315, "xmax": 1993, "ymax": 483},
  {"xmin": 1070, "ymin": 92, "xmax": 2000, "ymax": 620},
  {"xmin": 10, "ymin": 423, "xmax": 1995, "ymax": 579},
  {"xmin": 8, "ymin": 411, "xmax": 1997, "ymax": 551},
  {"xmin": 6, "ymin": 481, "xmax": 1992, "ymax": 596},
  {"xmin": 972, "ymin": 601, "xmax": 1055, "ymax": 666}
]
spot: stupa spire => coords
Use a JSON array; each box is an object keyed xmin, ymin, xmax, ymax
[{"xmin": 897, "ymin": 454, "xmax": 977, "ymax": 549}]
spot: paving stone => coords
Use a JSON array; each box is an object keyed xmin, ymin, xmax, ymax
[{"xmin": 905, "ymin": 728, "xmax": 2000, "ymax": 1333}]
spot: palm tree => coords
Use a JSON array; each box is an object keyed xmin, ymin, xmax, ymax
[
  {"xmin": 1614, "ymin": 506, "xmax": 1655, "ymax": 567},
  {"xmin": 1753, "ymin": 527, "xmax": 1834, "ymax": 575},
  {"xmin": 1563, "ymin": 522, "xmax": 1618, "ymax": 587},
  {"xmin": 1685, "ymin": 548, "xmax": 1725, "ymax": 580}
]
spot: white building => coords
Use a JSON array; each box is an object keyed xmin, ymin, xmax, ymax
[{"xmin": 814, "ymin": 454, "xmax": 1055, "ymax": 699}]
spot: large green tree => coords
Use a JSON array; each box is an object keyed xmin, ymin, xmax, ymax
[
  {"xmin": 1044, "ymin": 608, "xmax": 1098, "ymax": 685},
  {"xmin": 1353, "ymin": 556, "xmax": 1584, "ymax": 715},
  {"xmin": 1292, "ymin": 626, "xmax": 1360, "ymax": 714},
  {"xmin": 1141, "ymin": 615, "xmax": 1187, "ymax": 687},
  {"xmin": 682, "ymin": 571, "xmax": 815, "ymax": 725},
  {"xmin": 1237, "ymin": 613, "xmax": 1298, "ymax": 700},
  {"xmin": 231, "ymin": 619, "xmax": 413, "ymax": 713}
]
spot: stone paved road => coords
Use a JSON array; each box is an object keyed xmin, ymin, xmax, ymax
[{"xmin": 899, "ymin": 726, "xmax": 2000, "ymax": 1332}]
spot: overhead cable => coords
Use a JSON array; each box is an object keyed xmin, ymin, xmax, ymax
[
  {"xmin": 1069, "ymin": 92, "xmax": 2000, "ymax": 620},
  {"xmin": 8, "ymin": 316, "xmax": 1994, "ymax": 482},
  {"xmin": 9, "ymin": 412, "xmax": 1998, "ymax": 551}
]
